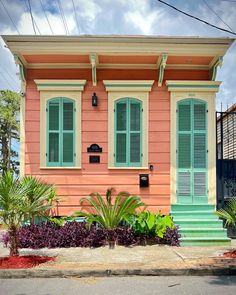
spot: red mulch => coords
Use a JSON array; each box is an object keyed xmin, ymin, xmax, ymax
[
  {"xmin": 223, "ymin": 250, "xmax": 236, "ymax": 258},
  {"xmin": 0, "ymin": 256, "xmax": 55, "ymax": 269}
]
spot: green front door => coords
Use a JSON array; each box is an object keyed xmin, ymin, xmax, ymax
[{"xmin": 177, "ymin": 99, "xmax": 208, "ymax": 204}]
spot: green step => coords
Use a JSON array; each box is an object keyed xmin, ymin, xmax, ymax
[
  {"xmin": 174, "ymin": 219, "xmax": 223, "ymax": 228},
  {"xmin": 180, "ymin": 237, "xmax": 231, "ymax": 246},
  {"xmin": 171, "ymin": 204, "xmax": 215, "ymax": 212},
  {"xmin": 180, "ymin": 228, "xmax": 228, "ymax": 238},
  {"xmin": 171, "ymin": 211, "xmax": 217, "ymax": 219}
]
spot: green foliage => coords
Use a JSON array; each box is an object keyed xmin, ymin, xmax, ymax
[
  {"xmin": 74, "ymin": 188, "xmax": 145, "ymax": 231},
  {"xmin": 127, "ymin": 211, "xmax": 175, "ymax": 238},
  {"xmin": 0, "ymin": 171, "xmax": 57, "ymax": 255},
  {"xmin": 21, "ymin": 176, "xmax": 57, "ymax": 223},
  {"xmin": 0, "ymin": 90, "xmax": 21, "ymax": 175},
  {"xmin": 216, "ymin": 198, "xmax": 236, "ymax": 227}
]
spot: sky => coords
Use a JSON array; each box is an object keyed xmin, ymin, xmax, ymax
[{"xmin": 0, "ymin": 0, "xmax": 236, "ymax": 111}]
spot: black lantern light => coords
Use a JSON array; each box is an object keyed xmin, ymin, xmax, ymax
[{"xmin": 92, "ymin": 92, "xmax": 98, "ymax": 106}]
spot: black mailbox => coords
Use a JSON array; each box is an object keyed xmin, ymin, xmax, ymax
[{"xmin": 139, "ymin": 174, "xmax": 149, "ymax": 187}]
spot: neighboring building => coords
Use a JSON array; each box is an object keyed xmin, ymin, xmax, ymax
[
  {"xmin": 2, "ymin": 35, "xmax": 234, "ymax": 245},
  {"xmin": 217, "ymin": 103, "xmax": 236, "ymax": 160}
]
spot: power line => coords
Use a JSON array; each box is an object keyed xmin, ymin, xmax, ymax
[
  {"xmin": 157, "ymin": 0, "xmax": 236, "ymax": 36},
  {"xmin": 57, "ymin": 0, "xmax": 69, "ymax": 35},
  {"xmin": 27, "ymin": 0, "xmax": 36, "ymax": 34},
  {"xmin": 0, "ymin": 0, "xmax": 20, "ymax": 34},
  {"xmin": 24, "ymin": 0, "xmax": 41, "ymax": 35},
  {"xmin": 0, "ymin": 72, "xmax": 14, "ymax": 90},
  {"xmin": 202, "ymin": 0, "xmax": 234, "ymax": 32},
  {"xmin": 71, "ymin": 0, "xmax": 81, "ymax": 34},
  {"xmin": 39, "ymin": 0, "xmax": 54, "ymax": 35},
  {"xmin": 218, "ymin": 0, "xmax": 236, "ymax": 2}
]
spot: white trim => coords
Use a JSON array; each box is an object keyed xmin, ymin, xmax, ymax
[
  {"xmin": 170, "ymin": 90, "xmax": 218, "ymax": 205},
  {"xmin": 108, "ymin": 167, "xmax": 149, "ymax": 170},
  {"xmin": 40, "ymin": 167, "xmax": 82, "ymax": 170},
  {"xmin": 107, "ymin": 89, "xmax": 150, "ymax": 169},
  {"xmin": 27, "ymin": 63, "xmax": 209, "ymax": 70},
  {"xmin": 34, "ymin": 79, "xmax": 86, "ymax": 91},
  {"xmin": 19, "ymin": 95, "xmax": 25, "ymax": 177},
  {"xmin": 166, "ymin": 80, "xmax": 221, "ymax": 92},
  {"xmin": 103, "ymin": 80, "xmax": 154, "ymax": 92},
  {"xmin": 3, "ymin": 35, "xmax": 233, "ymax": 57},
  {"xmin": 39, "ymin": 91, "xmax": 82, "ymax": 168}
]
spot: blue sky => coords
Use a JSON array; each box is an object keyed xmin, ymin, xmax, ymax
[{"xmin": 0, "ymin": 0, "xmax": 236, "ymax": 110}]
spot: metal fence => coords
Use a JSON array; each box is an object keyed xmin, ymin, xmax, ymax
[{"xmin": 216, "ymin": 111, "xmax": 236, "ymax": 208}]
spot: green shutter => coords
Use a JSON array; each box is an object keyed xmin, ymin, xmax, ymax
[
  {"xmin": 115, "ymin": 98, "xmax": 142, "ymax": 167},
  {"xmin": 47, "ymin": 99, "xmax": 60, "ymax": 166},
  {"xmin": 47, "ymin": 97, "xmax": 75, "ymax": 167},
  {"xmin": 62, "ymin": 99, "xmax": 74, "ymax": 166},
  {"xmin": 177, "ymin": 99, "xmax": 207, "ymax": 204}
]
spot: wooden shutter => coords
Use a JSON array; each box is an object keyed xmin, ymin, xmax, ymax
[
  {"xmin": 47, "ymin": 97, "xmax": 75, "ymax": 167},
  {"xmin": 177, "ymin": 99, "xmax": 207, "ymax": 203},
  {"xmin": 115, "ymin": 98, "xmax": 142, "ymax": 167},
  {"xmin": 47, "ymin": 99, "xmax": 60, "ymax": 166},
  {"xmin": 130, "ymin": 99, "xmax": 142, "ymax": 166},
  {"xmin": 193, "ymin": 101, "xmax": 207, "ymax": 198},
  {"xmin": 177, "ymin": 101, "xmax": 192, "ymax": 201},
  {"xmin": 62, "ymin": 99, "xmax": 74, "ymax": 166},
  {"xmin": 115, "ymin": 100, "xmax": 127, "ymax": 165}
]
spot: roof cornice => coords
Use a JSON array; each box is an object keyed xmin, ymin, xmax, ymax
[{"xmin": 1, "ymin": 35, "xmax": 234, "ymax": 57}]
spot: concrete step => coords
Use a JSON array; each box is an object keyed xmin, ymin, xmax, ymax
[
  {"xmin": 180, "ymin": 228, "xmax": 228, "ymax": 238},
  {"xmin": 171, "ymin": 211, "xmax": 218, "ymax": 219},
  {"xmin": 171, "ymin": 204, "xmax": 215, "ymax": 212},
  {"xmin": 180, "ymin": 237, "xmax": 231, "ymax": 246},
  {"xmin": 174, "ymin": 219, "xmax": 223, "ymax": 228}
]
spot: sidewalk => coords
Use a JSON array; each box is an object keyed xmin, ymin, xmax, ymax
[{"xmin": 0, "ymin": 239, "xmax": 236, "ymax": 277}]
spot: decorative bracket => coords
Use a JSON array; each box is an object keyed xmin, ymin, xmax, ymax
[
  {"xmin": 157, "ymin": 53, "xmax": 168, "ymax": 87},
  {"xmin": 210, "ymin": 56, "xmax": 223, "ymax": 81},
  {"xmin": 14, "ymin": 54, "xmax": 27, "ymax": 92},
  {"xmin": 89, "ymin": 53, "xmax": 98, "ymax": 86}
]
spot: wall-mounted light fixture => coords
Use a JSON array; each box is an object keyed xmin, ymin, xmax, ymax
[{"xmin": 92, "ymin": 92, "xmax": 98, "ymax": 106}]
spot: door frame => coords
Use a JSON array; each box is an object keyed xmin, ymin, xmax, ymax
[{"xmin": 166, "ymin": 80, "xmax": 220, "ymax": 206}]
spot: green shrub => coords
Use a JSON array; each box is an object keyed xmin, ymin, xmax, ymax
[{"xmin": 127, "ymin": 211, "xmax": 174, "ymax": 238}]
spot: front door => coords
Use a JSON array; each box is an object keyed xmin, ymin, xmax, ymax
[{"xmin": 177, "ymin": 99, "xmax": 208, "ymax": 204}]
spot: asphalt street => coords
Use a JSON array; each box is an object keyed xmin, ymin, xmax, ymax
[{"xmin": 0, "ymin": 276, "xmax": 236, "ymax": 295}]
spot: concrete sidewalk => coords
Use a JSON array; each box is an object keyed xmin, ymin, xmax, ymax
[{"xmin": 0, "ymin": 240, "xmax": 236, "ymax": 277}]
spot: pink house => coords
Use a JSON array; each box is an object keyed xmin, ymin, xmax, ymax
[{"xmin": 2, "ymin": 35, "xmax": 234, "ymax": 245}]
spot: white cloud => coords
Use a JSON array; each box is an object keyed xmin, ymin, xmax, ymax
[{"xmin": 0, "ymin": 0, "xmax": 235, "ymax": 111}]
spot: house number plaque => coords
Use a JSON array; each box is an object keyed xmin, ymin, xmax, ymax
[{"xmin": 87, "ymin": 144, "xmax": 102, "ymax": 153}]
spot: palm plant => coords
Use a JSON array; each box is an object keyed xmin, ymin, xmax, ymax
[
  {"xmin": 74, "ymin": 188, "xmax": 145, "ymax": 248},
  {"xmin": 0, "ymin": 171, "xmax": 57, "ymax": 256},
  {"xmin": 0, "ymin": 171, "xmax": 31, "ymax": 255},
  {"xmin": 21, "ymin": 176, "xmax": 57, "ymax": 224},
  {"xmin": 216, "ymin": 197, "xmax": 236, "ymax": 227}
]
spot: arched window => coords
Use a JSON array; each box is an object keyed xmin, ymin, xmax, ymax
[
  {"xmin": 47, "ymin": 97, "xmax": 75, "ymax": 167},
  {"xmin": 115, "ymin": 98, "xmax": 142, "ymax": 167}
]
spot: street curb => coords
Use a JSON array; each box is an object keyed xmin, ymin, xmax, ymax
[{"xmin": 0, "ymin": 267, "xmax": 236, "ymax": 278}]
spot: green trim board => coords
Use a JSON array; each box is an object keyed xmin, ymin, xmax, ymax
[
  {"xmin": 46, "ymin": 97, "xmax": 75, "ymax": 167},
  {"xmin": 177, "ymin": 98, "xmax": 208, "ymax": 204},
  {"xmin": 114, "ymin": 98, "xmax": 142, "ymax": 167}
]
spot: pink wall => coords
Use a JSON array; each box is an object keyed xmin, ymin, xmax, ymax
[{"xmin": 25, "ymin": 68, "xmax": 209, "ymax": 215}]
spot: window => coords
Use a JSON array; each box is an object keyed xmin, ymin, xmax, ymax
[
  {"xmin": 47, "ymin": 97, "xmax": 75, "ymax": 167},
  {"xmin": 115, "ymin": 98, "xmax": 142, "ymax": 167}
]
